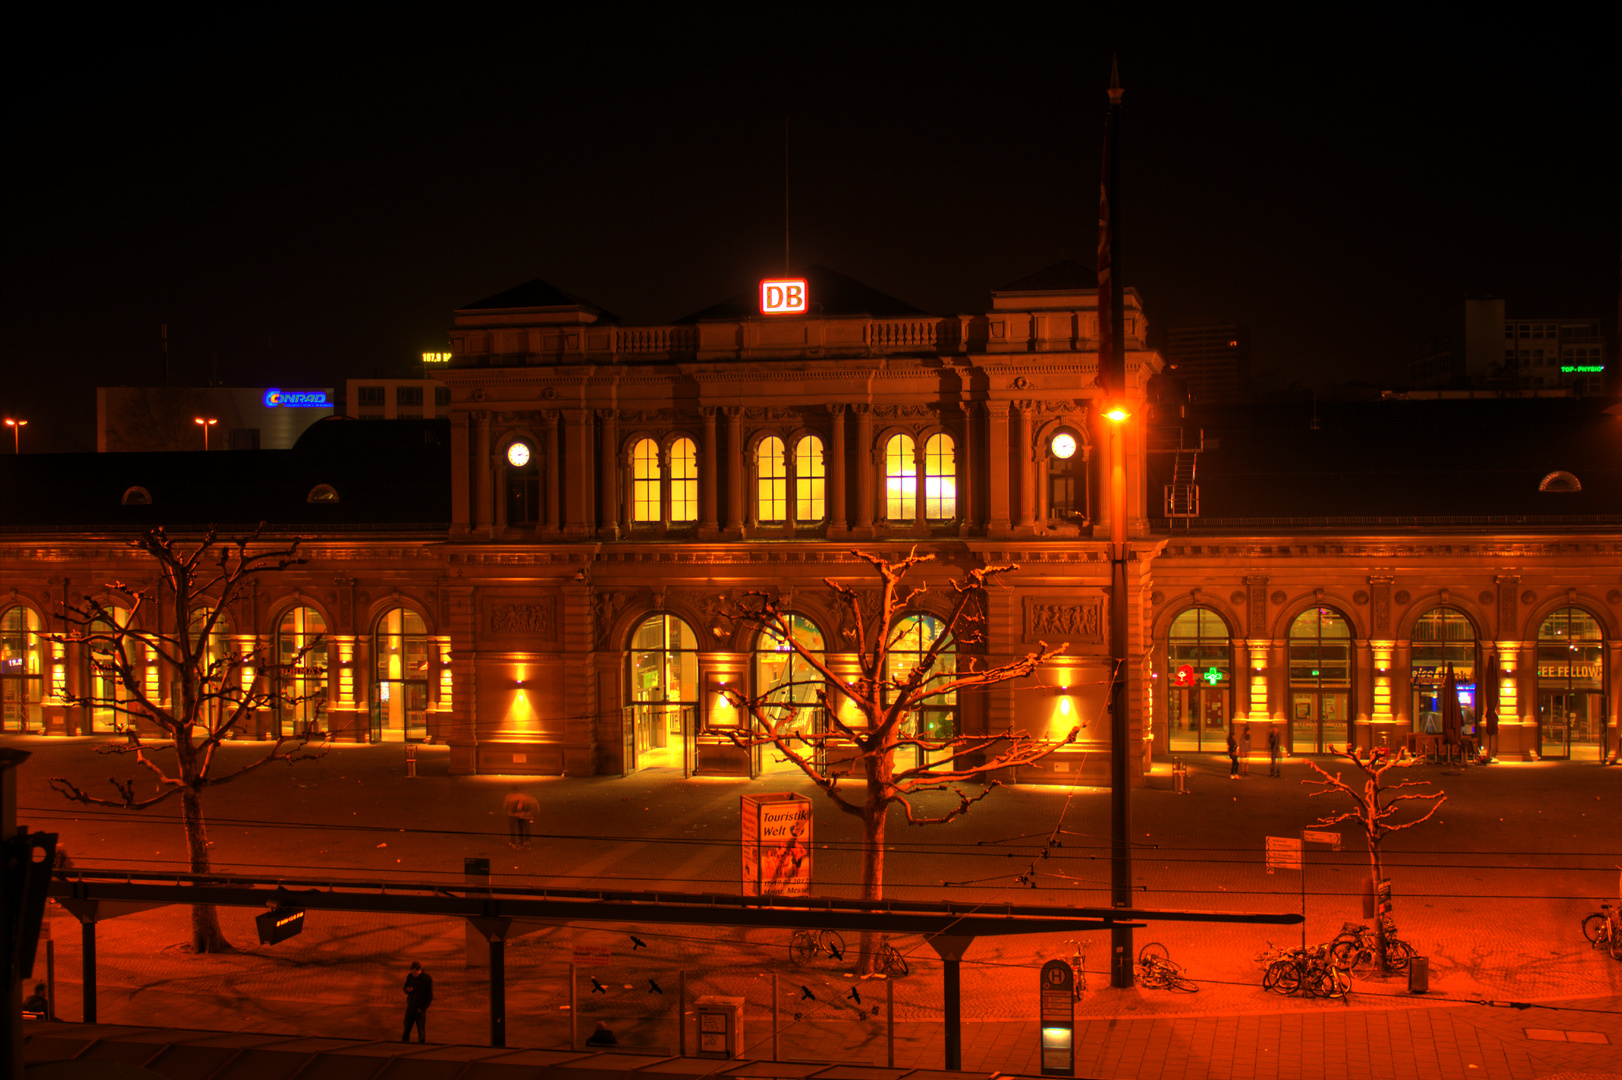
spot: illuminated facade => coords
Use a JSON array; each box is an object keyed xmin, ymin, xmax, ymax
[{"xmin": 3, "ymin": 265, "xmax": 1619, "ymax": 776}]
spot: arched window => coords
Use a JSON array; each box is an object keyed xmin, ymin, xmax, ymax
[
  {"xmin": 307, "ymin": 484, "xmax": 339, "ymax": 504},
  {"xmin": 373, "ymin": 607, "xmax": 429, "ymax": 742},
  {"xmin": 1287, "ymin": 607, "xmax": 1353, "ymax": 753},
  {"xmin": 669, "ymin": 438, "xmax": 698, "ymax": 523},
  {"xmin": 85, "ymin": 605, "xmax": 141, "ymax": 734},
  {"xmin": 754, "ymin": 614, "xmax": 826, "ymax": 739},
  {"xmin": 631, "ymin": 438, "xmax": 660, "ymax": 523},
  {"xmin": 187, "ymin": 606, "xmax": 233, "ymax": 687},
  {"xmin": 757, "ymin": 436, "xmax": 787, "ymax": 523},
  {"xmin": 504, "ymin": 440, "xmax": 538, "ymax": 526},
  {"xmin": 923, "ymin": 433, "xmax": 957, "ymax": 520},
  {"xmin": 1536, "ymin": 607, "xmax": 1605, "ymax": 760},
  {"xmin": 795, "ymin": 435, "xmax": 826, "ymax": 523},
  {"xmin": 884, "ymin": 434, "xmax": 916, "ymax": 521},
  {"xmin": 627, "ymin": 614, "xmax": 698, "ymax": 770},
  {"xmin": 1410, "ymin": 609, "xmax": 1477, "ymax": 738},
  {"xmin": 275, "ymin": 606, "xmax": 328, "ymax": 737},
  {"xmin": 885, "ymin": 614, "xmax": 957, "ymax": 762},
  {"xmin": 121, "ymin": 486, "xmax": 152, "ymax": 506},
  {"xmin": 0, "ymin": 605, "xmax": 45, "ymax": 733},
  {"xmin": 1165, "ymin": 607, "xmax": 1232, "ymax": 752},
  {"xmin": 1046, "ymin": 428, "xmax": 1087, "ymax": 521}
]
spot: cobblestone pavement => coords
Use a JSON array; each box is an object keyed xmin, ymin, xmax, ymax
[{"xmin": 9, "ymin": 736, "xmax": 1622, "ymax": 1077}]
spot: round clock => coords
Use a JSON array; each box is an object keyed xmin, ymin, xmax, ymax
[
  {"xmin": 1050, "ymin": 432, "xmax": 1077, "ymax": 460},
  {"xmin": 506, "ymin": 442, "xmax": 532, "ymax": 468}
]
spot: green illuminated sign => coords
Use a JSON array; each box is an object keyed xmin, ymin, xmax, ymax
[
  {"xmin": 1561, "ymin": 365, "xmax": 1604, "ymax": 373},
  {"xmin": 1203, "ymin": 666, "xmax": 1224, "ymax": 686}
]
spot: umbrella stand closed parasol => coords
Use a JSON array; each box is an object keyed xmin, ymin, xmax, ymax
[
  {"xmin": 1482, "ymin": 653, "xmax": 1500, "ymax": 763},
  {"xmin": 1440, "ymin": 661, "xmax": 1463, "ymax": 764}
]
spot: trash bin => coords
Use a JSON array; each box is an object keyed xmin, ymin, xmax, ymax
[
  {"xmin": 693, "ymin": 995, "xmax": 744, "ymax": 1059},
  {"xmin": 405, "ymin": 744, "xmax": 418, "ymax": 778},
  {"xmin": 1408, "ymin": 956, "xmax": 1429, "ymax": 994}
]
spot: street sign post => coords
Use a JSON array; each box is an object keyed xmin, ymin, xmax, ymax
[{"xmin": 1039, "ymin": 959, "xmax": 1075, "ymax": 1076}]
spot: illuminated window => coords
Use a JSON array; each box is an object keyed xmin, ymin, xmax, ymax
[
  {"xmin": 0, "ymin": 605, "xmax": 45, "ymax": 733},
  {"xmin": 757, "ymin": 436, "xmax": 787, "ymax": 523},
  {"xmin": 669, "ymin": 438, "xmax": 698, "ymax": 523},
  {"xmin": 1536, "ymin": 607, "xmax": 1605, "ymax": 761},
  {"xmin": 373, "ymin": 607, "xmax": 429, "ymax": 742},
  {"xmin": 86, "ymin": 605, "xmax": 138, "ymax": 734},
  {"xmin": 1166, "ymin": 607, "xmax": 1231, "ymax": 752},
  {"xmin": 795, "ymin": 435, "xmax": 826, "ymax": 523},
  {"xmin": 504, "ymin": 441, "xmax": 539, "ymax": 525},
  {"xmin": 884, "ymin": 434, "xmax": 916, "ymax": 521},
  {"xmin": 1410, "ymin": 608, "xmax": 1477, "ymax": 737},
  {"xmin": 1287, "ymin": 607, "xmax": 1353, "ymax": 754},
  {"xmin": 753, "ymin": 615, "xmax": 826, "ymax": 744},
  {"xmin": 275, "ymin": 606, "xmax": 328, "ymax": 737},
  {"xmin": 885, "ymin": 614, "xmax": 957, "ymax": 759},
  {"xmin": 628, "ymin": 614, "xmax": 698, "ymax": 761},
  {"xmin": 923, "ymin": 433, "xmax": 956, "ymax": 520},
  {"xmin": 631, "ymin": 438, "xmax": 660, "ymax": 523}
]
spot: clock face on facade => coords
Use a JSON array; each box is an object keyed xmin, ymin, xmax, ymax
[
  {"xmin": 1050, "ymin": 432, "xmax": 1077, "ymax": 460},
  {"xmin": 506, "ymin": 442, "xmax": 531, "ymax": 468}
]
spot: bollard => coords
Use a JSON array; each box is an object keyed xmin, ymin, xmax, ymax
[
  {"xmin": 1172, "ymin": 758, "xmax": 1188, "ymax": 794},
  {"xmin": 405, "ymin": 744, "xmax": 417, "ymax": 778},
  {"xmin": 1408, "ymin": 956, "xmax": 1429, "ymax": 994}
]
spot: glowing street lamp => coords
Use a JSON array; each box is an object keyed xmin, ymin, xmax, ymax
[
  {"xmin": 4, "ymin": 418, "xmax": 25, "ymax": 454},
  {"xmin": 194, "ymin": 416, "xmax": 218, "ymax": 451},
  {"xmin": 1104, "ymin": 405, "xmax": 1130, "ymax": 423}
]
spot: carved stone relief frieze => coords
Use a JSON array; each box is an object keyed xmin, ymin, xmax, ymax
[
  {"xmin": 1022, "ymin": 596, "xmax": 1105, "ymax": 646},
  {"xmin": 486, "ymin": 597, "xmax": 558, "ymax": 640}
]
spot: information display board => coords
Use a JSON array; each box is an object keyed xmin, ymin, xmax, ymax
[{"xmin": 741, "ymin": 793, "xmax": 812, "ymax": 897}]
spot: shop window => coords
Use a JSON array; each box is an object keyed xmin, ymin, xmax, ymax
[
  {"xmin": 373, "ymin": 607, "xmax": 429, "ymax": 742},
  {"xmin": 757, "ymin": 436, "xmax": 787, "ymax": 523},
  {"xmin": 753, "ymin": 614, "xmax": 826, "ymax": 761},
  {"xmin": 627, "ymin": 614, "xmax": 698, "ymax": 769},
  {"xmin": 85, "ymin": 605, "xmax": 141, "ymax": 734},
  {"xmin": 1287, "ymin": 607, "xmax": 1353, "ymax": 754},
  {"xmin": 884, "ymin": 435, "xmax": 917, "ymax": 521},
  {"xmin": 1166, "ymin": 607, "xmax": 1232, "ymax": 752},
  {"xmin": 121, "ymin": 486, "xmax": 152, "ymax": 506},
  {"xmin": 795, "ymin": 435, "xmax": 826, "ymax": 523},
  {"xmin": 1536, "ymin": 607, "xmax": 1605, "ymax": 761},
  {"xmin": 1410, "ymin": 608, "xmax": 1477, "ymax": 737},
  {"xmin": 275, "ymin": 606, "xmax": 328, "ymax": 737},
  {"xmin": 0, "ymin": 605, "xmax": 45, "ymax": 733},
  {"xmin": 884, "ymin": 614, "xmax": 957, "ymax": 762}
]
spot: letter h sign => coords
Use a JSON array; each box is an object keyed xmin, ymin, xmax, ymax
[{"xmin": 760, "ymin": 278, "xmax": 808, "ymax": 315}]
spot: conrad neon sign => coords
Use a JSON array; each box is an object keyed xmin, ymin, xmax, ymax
[{"xmin": 760, "ymin": 278, "xmax": 807, "ymax": 315}]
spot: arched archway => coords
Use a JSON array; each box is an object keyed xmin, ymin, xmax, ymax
[
  {"xmin": 373, "ymin": 606, "xmax": 430, "ymax": 742},
  {"xmin": 1165, "ymin": 606, "xmax": 1234, "ymax": 752},
  {"xmin": 885, "ymin": 613, "xmax": 957, "ymax": 766},
  {"xmin": 752, "ymin": 614, "xmax": 826, "ymax": 774},
  {"xmin": 1, "ymin": 604, "xmax": 46, "ymax": 732},
  {"xmin": 1287, "ymin": 606, "xmax": 1354, "ymax": 753},
  {"xmin": 1536, "ymin": 607, "xmax": 1606, "ymax": 760},
  {"xmin": 1410, "ymin": 608, "xmax": 1479, "ymax": 739},
  {"xmin": 275, "ymin": 605, "xmax": 328, "ymax": 737},
  {"xmin": 626, "ymin": 613, "xmax": 698, "ymax": 771}
]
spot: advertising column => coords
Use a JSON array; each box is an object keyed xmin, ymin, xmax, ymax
[{"xmin": 741, "ymin": 793, "xmax": 812, "ymax": 897}]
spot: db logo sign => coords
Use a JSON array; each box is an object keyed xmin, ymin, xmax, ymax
[{"xmin": 760, "ymin": 278, "xmax": 808, "ymax": 315}]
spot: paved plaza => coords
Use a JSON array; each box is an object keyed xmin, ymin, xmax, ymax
[{"xmin": 9, "ymin": 736, "xmax": 1621, "ymax": 1078}]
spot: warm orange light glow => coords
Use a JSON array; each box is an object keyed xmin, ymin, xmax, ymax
[
  {"xmin": 1105, "ymin": 407, "xmax": 1129, "ymax": 423},
  {"xmin": 760, "ymin": 278, "xmax": 808, "ymax": 315}
]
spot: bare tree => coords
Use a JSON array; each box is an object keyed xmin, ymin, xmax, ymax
[
  {"xmin": 1302, "ymin": 748, "xmax": 1446, "ymax": 972},
  {"xmin": 49, "ymin": 526, "xmax": 328, "ymax": 952},
  {"xmin": 722, "ymin": 549, "xmax": 1078, "ymax": 963}
]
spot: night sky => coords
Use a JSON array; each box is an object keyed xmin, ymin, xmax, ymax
[{"xmin": 3, "ymin": 11, "xmax": 1615, "ymax": 452}]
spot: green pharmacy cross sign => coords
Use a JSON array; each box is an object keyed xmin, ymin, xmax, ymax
[{"xmin": 1202, "ymin": 667, "xmax": 1224, "ymax": 686}]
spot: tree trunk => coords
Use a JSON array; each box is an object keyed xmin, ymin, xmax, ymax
[
  {"xmin": 180, "ymin": 782, "xmax": 231, "ymax": 953},
  {"xmin": 856, "ymin": 787, "xmax": 888, "ymax": 973},
  {"xmin": 1366, "ymin": 835, "xmax": 1387, "ymax": 974}
]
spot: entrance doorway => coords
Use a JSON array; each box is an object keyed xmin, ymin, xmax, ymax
[
  {"xmin": 1288, "ymin": 607, "xmax": 1354, "ymax": 753},
  {"xmin": 1536, "ymin": 607, "xmax": 1606, "ymax": 761},
  {"xmin": 1165, "ymin": 607, "xmax": 1233, "ymax": 752},
  {"xmin": 626, "ymin": 614, "xmax": 696, "ymax": 772}
]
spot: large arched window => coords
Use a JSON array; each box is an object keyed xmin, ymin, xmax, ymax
[
  {"xmin": 86, "ymin": 605, "xmax": 141, "ymax": 735},
  {"xmin": 754, "ymin": 614, "xmax": 825, "ymax": 723},
  {"xmin": 1, "ymin": 605, "xmax": 45, "ymax": 733},
  {"xmin": 1410, "ymin": 608, "xmax": 1477, "ymax": 738},
  {"xmin": 885, "ymin": 614, "xmax": 957, "ymax": 763},
  {"xmin": 795, "ymin": 435, "xmax": 826, "ymax": 523},
  {"xmin": 757, "ymin": 436, "xmax": 787, "ymax": 523},
  {"xmin": 631, "ymin": 438, "xmax": 660, "ymax": 523},
  {"xmin": 1287, "ymin": 607, "xmax": 1353, "ymax": 753},
  {"xmin": 923, "ymin": 433, "xmax": 957, "ymax": 521},
  {"xmin": 884, "ymin": 434, "xmax": 916, "ymax": 521},
  {"xmin": 1536, "ymin": 607, "xmax": 1605, "ymax": 760},
  {"xmin": 627, "ymin": 614, "xmax": 698, "ymax": 769},
  {"xmin": 1165, "ymin": 607, "xmax": 1232, "ymax": 752},
  {"xmin": 373, "ymin": 607, "xmax": 429, "ymax": 742},
  {"xmin": 275, "ymin": 606, "xmax": 328, "ymax": 737},
  {"xmin": 669, "ymin": 438, "xmax": 698, "ymax": 523}
]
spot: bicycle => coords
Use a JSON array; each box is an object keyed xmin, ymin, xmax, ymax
[
  {"xmin": 874, "ymin": 935, "xmax": 909, "ymax": 977},
  {"xmin": 788, "ymin": 928, "xmax": 846, "ymax": 966},
  {"xmin": 1581, "ymin": 903, "xmax": 1622, "ymax": 960},
  {"xmin": 1136, "ymin": 942, "xmax": 1198, "ymax": 992},
  {"xmin": 1065, "ymin": 939, "xmax": 1088, "ymax": 998},
  {"xmin": 1262, "ymin": 943, "xmax": 1350, "ymax": 999},
  {"xmin": 1332, "ymin": 919, "xmax": 1414, "ymax": 975}
]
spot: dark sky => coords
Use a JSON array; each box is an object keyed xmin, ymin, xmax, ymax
[{"xmin": 3, "ymin": 10, "xmax": 1616, "ymax": 452}]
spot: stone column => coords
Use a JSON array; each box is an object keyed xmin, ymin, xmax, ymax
[
  {"xmin": 827, "ymin": 405, "xmax": 848, "ymax": 536},
  {"xmin": 959, "ymin": 404, "xmax": 976, "ymax": 535},
  {"xmin": 984, "ymin": 402, "xmax": 1011, "ymax": 536},
  {"xmin": 724, "ymin": 408, "xmax": 744, "ymax": 539},
  {"xmin": 699, "ymin": 407, "xmax": 720, "ymax": 538},
  {"xmin": 853, "ymin": 406, "xmax": 875, "ymax": 536},
  {"xmin": 597, "ymin": 409, "xmax": 619, "ymax": 540},
  {"xmin": 1014, "ymin": 403, "xmax": 1036, "ymax": 533},
  {"xmin": 541, "ymin": 412, "xmax": 560, "ymax": 537},
  {"xmin": 473, "ymin": 412, "xmax": 493, "ymax": 539},
  {"xmin": 912, "ymin": 436, "xmax": 927, "ymax": 533}
]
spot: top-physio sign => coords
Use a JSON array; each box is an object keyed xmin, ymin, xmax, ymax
[
  {"xmin": 760, "ymin": 278, "xmax": 807, "ymax": 315},
  {"xmin": 263, "ymin": 388, "xmax": 331, "ymax": 408}
]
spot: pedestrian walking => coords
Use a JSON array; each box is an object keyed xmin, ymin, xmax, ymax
[
  {"xmin": 401, "ymin": 961, "xmax": 433, "ymax": 1043},
  {"xmin": 1239, "ymin": 725, "xmax": 1252, "ymax": 777},
  {"xmin": 503, "ymin": 788, "xmax": 539, "ymax": 847},
  {"xmin": 1227, "ymin": 728, "xmax": 1239, "ymax": 778},
  {"xmin": 1267, "ymin": 728, "xmax": 1282, "ymax": 776}
]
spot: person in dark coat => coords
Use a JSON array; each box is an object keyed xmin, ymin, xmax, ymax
[
  {"xmin": 1267, "ymin": 728, "xmax": 1282, "ymax": 777},
  {"xmin": 1227, "ymin": 729, "xmax": 1240, "ymax": 778},
  {"xmin": 402, "ymin": 961, "xmax": 433, "ymax": 1042},
  {"xmin": 21, "ymin": 982, "xmax": 50, "ymax": 1019}
]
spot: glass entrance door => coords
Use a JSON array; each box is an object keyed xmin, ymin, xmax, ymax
[
  {"xmin": 1539, "ymin": 691, "xmax": 1605, "ymax": 761},
  {"xmin": 1291, "ymin": 690, "xmax": 1349, "ymax": 753},
  {"xmin": 1168, "ymin": 686, "xmax": 1228, "ymax": 752}
]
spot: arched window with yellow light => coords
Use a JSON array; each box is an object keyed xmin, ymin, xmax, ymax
[
  {"xmin": 756, "ymin": 436, "xmax": 787, "ymax": 524},
  {"xmin": 1, "ymin": 605, "xmax": 46, "ymax": 733},
  {"xmin": 752, "ymin": 614, "xmax": 826, "ymax": 771},
  {"xmin": 883, "ymin": 434, "xmax": 916, "ymax": 522},
  {"xmin": 1165, "ymin": 607, "xmax": 1233, "ymax": 752},
  {"xmin": 275, "ymin": 605, "xmax": 328, "ymax": 738},
  {"xmin": 626, "ymin": 613, "xmax": 698, "ymax": 770},
  {"xmin": 1536, "ymin": 607, "xmax": 1605, "ymax": 761},
  {"xmin": 1410, "ymin": 608, "xmax": 1477, "ymax": 739},
  {"xmin": 1288, "ymin": 607, "xmax": 1353, "ymax": 753},
  {"xmin": 794, "ymin": 435, "xmax": 826, "ymax": 524},
  {"xmin": 884, "ymin": 613, "xmax": 957, "ymax": 765},
  {"xmin": 85, "ymin": 604, "xmax": 145, "ymax": 735},
  {"xmin": 373, "ymin": 607, "xmax": 429, "ymax": 742},
  {"xmin": 630, "ymin": 438, "xmax": 661, "ymax": 524},
  {"xmin": 669, "ymin": 437, "xmax": 698, "ymax": 523},
  {"xmin": 922, "ymin": 433, "xmax": 957, "ymax": 521}
]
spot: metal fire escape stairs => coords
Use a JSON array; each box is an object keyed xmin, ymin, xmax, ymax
[{"xmin": 1161, "ymin": 426, "xmax": 1202, "ymax": 522}]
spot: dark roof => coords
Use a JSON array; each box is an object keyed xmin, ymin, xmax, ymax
[
  {"xmin": 0, "ymin": 418, "xmax": 451, "ymax": 532},
  {"xmin": 1151, "ymin": 398, "xmax": 1622, "ymax": 524},
  {"xmin": 676, "ymin": 264, "xmax": 929, "ymax": 322},
  {"xmin": 995, "ymin": 259, "xmax": 1098, "ymax": 293},
  {"xmin": 460, "ymin": 278, "xmax": 620, "ymax": 321}
]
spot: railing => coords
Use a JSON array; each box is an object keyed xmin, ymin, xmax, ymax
[
  {"xmin": 1153, "ymin": 514, "xmax": 1622, "ymax": 531},
  {"xmin": 616, "ymin": 326, "xmax": 698, "ymax": 355},
  {"xmin": 866, "ymin": 319, "xmax": 942, "ymax": 349}
]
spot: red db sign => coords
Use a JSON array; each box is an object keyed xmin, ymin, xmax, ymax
[{"xmin": 760, "ymin": 278, "xmax": 807, "ymax": 315}]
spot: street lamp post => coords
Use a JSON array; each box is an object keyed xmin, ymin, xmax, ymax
[
  {"xmin": 3, "ymin": 418, "xmax": 25, "ymax": 454},
  {"xmin": 194, "ymin": 417, "xmax": 218, "ymax": 451}
]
